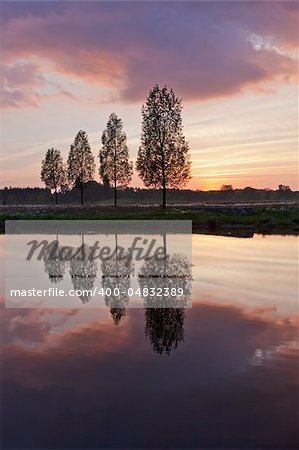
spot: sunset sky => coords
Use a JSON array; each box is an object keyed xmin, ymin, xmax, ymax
[{"xmin": 0, "ymin": 1, "xmax": 298, "ymax": 190}]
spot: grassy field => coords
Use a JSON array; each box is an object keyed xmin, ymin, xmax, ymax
[{"xmin": 0, "ymin": 203, "xmax": 298, "ymax": 235}]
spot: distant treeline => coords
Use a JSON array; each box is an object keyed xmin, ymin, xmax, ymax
[{"xmin": 1, "ymin": 182, "xmax": 297, "ymax": 205}]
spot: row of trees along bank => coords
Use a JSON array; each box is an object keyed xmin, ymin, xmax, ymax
[{"xmin": 41, "ymin": 85, "xmax": 191, "ymax": 208}]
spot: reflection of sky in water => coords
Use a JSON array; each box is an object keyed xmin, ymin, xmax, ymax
[
  {"xmin": 2, "ymin": 234, "xmax": 298, "ymax": 318},
  {"xmin": 4, "ymin": 233, "xmax": 192, "ymax": 308},
  {"xmin": 1, "ymin": 234, "xmax": 298, "ymax": 449},
  {"xmin": 192, "ymin": 234, "xmax": 297, "ymax": 318}
]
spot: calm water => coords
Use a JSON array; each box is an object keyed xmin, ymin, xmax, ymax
[{"xmin": 1, "ymin": 234, "xmax": 298, "ymax": 449}]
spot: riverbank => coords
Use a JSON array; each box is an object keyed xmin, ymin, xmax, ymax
[{"xmin": 0, "ymin": 203, "xmax": 298, "ymax": 235}]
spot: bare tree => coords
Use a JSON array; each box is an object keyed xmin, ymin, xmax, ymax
[
  {"xmin": 41, "ymin": 148, "xmax": 66, "ymax": 204},
  {"xmin": 136, "ymin": 85, "xmax": 191, "ymax": 208},
  {"xmin": 67, "ymin": 130, "xmax": 95, "ymax": 205},
  {"xmin": 99, "ymin": 113, "xmax": 132, "ymax": 206}
]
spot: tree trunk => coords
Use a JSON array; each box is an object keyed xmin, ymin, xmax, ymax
[
  {"xmin": 162, "ymin": 233, "xmax": 167, "ymax": 277},
  {"xmin": 115, "ymin": 234, "xmax": 118, "ymax": 277},
  {"xmin": 114, "ymin": 145, "xmax": 117, "ymax": 207},
  {"xmin": 162, "ymin": 180, "xmax": 166, "ymax": 209},
  {"xmin": 161, "ymin": 147, "xmax": 166, "ymax": 209},
  {"xmin": 54, "ymin": 190, "xmax": 58, "ymax": 205},
  {"xmin": 80, "ymin": 182, "xmax": 84, "ymax": 206}
]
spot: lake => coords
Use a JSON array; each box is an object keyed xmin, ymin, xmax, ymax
[{"xmin": 1, "ymin": 233, "xmax": 298, "ymax": 449}]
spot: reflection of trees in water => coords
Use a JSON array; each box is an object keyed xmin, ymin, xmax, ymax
[
  {"xmin": 43, "ymin": 239, "xmax": 66, "ymax": 283},
  {"xmin": 109, "ymin": 307, "xmax": 126, "ymax": 326},
  {"xmin": 139, "ymin": 253, "xmax": 192, "ymax": 308},
  {"xmin": 101, "ymin": 235, "xmax": 133, "ymax": 325},
  {"xmin": 69, "ymin": 242, "xmax": 98, "ymax": 304},
  {"xmin": 138, "ymin": 241, "xmax": 192, "ymax": 355},
  {"xmin": 145, "ymin": 308, "xmax": 186, "ymax": 355}
]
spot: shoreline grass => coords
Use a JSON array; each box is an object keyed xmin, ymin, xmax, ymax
[{"xmin": 0, "ymin": 203, "xmax": 298, "ymax": 235}]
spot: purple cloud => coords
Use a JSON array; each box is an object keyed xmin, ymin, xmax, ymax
[{"xmin": 0, "ymin": 1, "xmax": 297, "ymax": 108}]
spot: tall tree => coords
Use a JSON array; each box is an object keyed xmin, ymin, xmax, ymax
[
  {"xmin": 136, "ymin": 85, "xmax": 191, "ymax": 208},
  {"xmin": 99, "ymin": 113, "xmax": 133, "ymax": 206},
  {"xmin": 67, "ymin": 130, "xmax": 95, "ymax": 205},
  {"xmin": 41, "ymin": 148, "xmax": 66, "ymax": 205}
]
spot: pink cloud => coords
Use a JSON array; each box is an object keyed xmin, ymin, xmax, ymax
[
  {"xmin": 0, "ymin": 2, "xmax": 298, "ymax": 108},
  {"xmin": 0, "ymin": 59, "xmax": 76, "ymax": 108},
  {"xmin": 0, "ymin": 61, "xmax": 43, "ymax": 107},
  {"xmin": 0, "ymin": 85, "xmax": 38, "ymax": 108}
]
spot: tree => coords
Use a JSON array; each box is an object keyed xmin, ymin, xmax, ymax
[
  {"xmin": 278, "ymin": 184, "xmax": 292, "ymax": 200},
  {"xmin": 41, "ymin": 148, "xmax": 66, "ymax": 204},
  {"xmin": 99, "ymin": 113, "xmax": 133, "ymax": 207},
  {"xmin": 136, "ymin": 85, "xmax": 191, "ymax": 208},
  {"xmin": 278, "ymin": 184, "xmax": 291, "ymax": 191},
  {"xmin": 67, "ymin": 130, "xmax": 95, "ymax": 205},
  {"xmin": 221, "ymin": 184, "xmax": 233, "ymax": 191}
]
